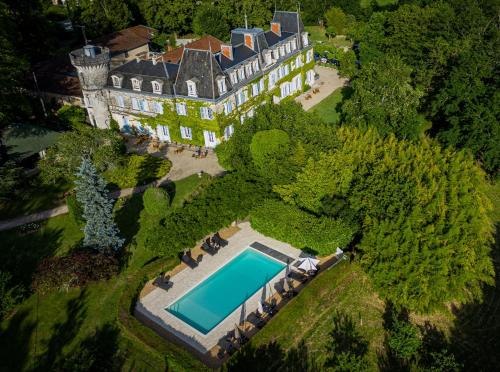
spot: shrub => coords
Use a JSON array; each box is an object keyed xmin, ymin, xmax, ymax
[
  {"xmin": 387, "ymin": 318, "xmax": 422, "ymax": 360},
  {"xmin": 104, "ymin": 155, "xmax": 171, "ymax": 189},
  {"xmin": 32, "ymin": 251, "xmax": 119, "ymax": 294},
  {"xmin": 250, "ymin": 199, "xmax": 354, "ymax": 255},
  {"xmin": 143, "ymin": 187, "xmax": 169, "ymax": 216},
  {"xmin": 141, "ymin": 173, "xmax": 270, "ymax": 256},
  {"xmin": 109, "ymin": 118, "xmax": 120, "ymax": 133},
  {"xmin": 66, "ymin": 193, "xmax": 85, "ymax": 226},
  {"xmin": 56, "ymin": 105, "xmax": 87, "ymax": 130}
]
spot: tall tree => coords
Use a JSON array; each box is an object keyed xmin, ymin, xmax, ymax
[
  {"xmin": 341, "ymin": 54, "xmax": 424, "ymax": 140},
  {"xmin": 75, "ymin": 158, "xmax": 124, "ymax": 254},
  {"xmin": 192, "ymin": 4, "xmax": 230, "ymax": 41},
  {"xmin": 325, "ymin": 6, "xmax": 354, "ymax": 36},
  {"xmin": 277, "ymin": 127, "xmax": 495, "ymax": 312},
  {"xmin": 140, "ymin": 0, "xmax": 196, "ymax": 34}
]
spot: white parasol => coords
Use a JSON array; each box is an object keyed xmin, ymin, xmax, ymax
[
  {"xmin": 257, "ymin": 300, "xmax": 264, "ymax": 315},
  {"xmin": 298, "ymin": 257, "xmax": 320, "ymax": 272}
]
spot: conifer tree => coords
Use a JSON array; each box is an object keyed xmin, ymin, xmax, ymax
[{"xmin": 75, "ymin": 158, "xmax": 124, "ymax": 254}]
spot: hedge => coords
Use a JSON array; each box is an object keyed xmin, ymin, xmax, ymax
[
  {"xmin": 250, "ymin": 199, "xmax": 354, "ymax": 256},
  {"xmin": 142, "ymin": 173, "xmax": 270, "ymax": 257}
]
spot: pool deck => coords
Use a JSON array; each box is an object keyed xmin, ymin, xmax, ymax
[{"xmin": 136, "ymin": 222, "xmax": 303, "ymax": 354}]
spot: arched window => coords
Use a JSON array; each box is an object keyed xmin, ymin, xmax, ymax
[
  {"xmin": 111, "ymin": 75, "xmax": 122, "ymax": 88},
  {"xmin": 151, "ymin": 81, "xmax": 162, "ymax": 94},
  {"xmin": 131, "ymin": 77, "xmax": 142, "ymax": 91}
]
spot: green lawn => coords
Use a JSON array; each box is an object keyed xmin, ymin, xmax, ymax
[
  {"xmin": 305, "ymin": 26, "xmax": 353, "ymax": 48},
  {"xmin": 250, "ymin": 261, "xmax": 385, "ymax": 369},
  {"xmin": 0, "ymin": 174, "xmax": 211, "ymax": 371},
  {"xmin": 310, "ymin": 87, "xmax": 345, "ymax": 124}
]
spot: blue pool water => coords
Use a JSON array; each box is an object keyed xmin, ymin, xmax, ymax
[{"xmin": 166, "ymin": 248, "xmax": 285, "ymax": 334}]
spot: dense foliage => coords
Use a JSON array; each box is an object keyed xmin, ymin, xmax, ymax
[
  {"xmin": 142, "ymin": 187, "xmax": 169, "ymax": 217},
  {"xmin": 104, "ymin": 154, "xmax": 171, "ymax": 189},
  {"xmin": 0, "ymin": 270, "xmax": 23, "ymax": 319},
  {"xmin": 277, "ymin": 127, "xmax": 494, "ymax": 312},
  {"xmin": 250, "ymin": 199, "xmax": 354, "ymax": 255},
  {"xmin": 140, "ymin": 173, "xmax": 270, "ymax": 256},
  {"xmin": 0, "ymin": 161, "xmax": 22, "ymax": 200},
  {"xmin": 387, "ymin": 318, "xmax": 422, "ymax": 360},
  {"xmin": 347, "ymin": 0, "xmax": 500, "ymax": 174},
  {"xmin": 192, "ymin": 4, "xmax": 229, "ymax": 41},
  {"xmin": 75, "ymin": 158, "xmax": 124, "ymax": 254},
  {"xmin": 39, "ymin": 126, "xmax": 125, "ymax": 184},
  {"xmin": 325, "ymin": 7, "xmax": 354, "ymax": 36},
  {"xmin": 32, "ymin": 251, "xmax": 119, "ymax": 294},
  {"xmin": 66, "ymin": 193, "xmax": 85, "ymax": 226}
]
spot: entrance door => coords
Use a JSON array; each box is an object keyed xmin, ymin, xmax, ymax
[
  {"xmin": 203, "ymin": 130, "xmax": 217, "ymax": 148},
  {"xmin": 157, "ymin": 125, "xmax": 170, "ymax": 142}
]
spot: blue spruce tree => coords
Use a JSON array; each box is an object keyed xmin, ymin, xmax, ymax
[{"xmin": 75, "ymin": 157, "xmax": 124, "ymax": 254}]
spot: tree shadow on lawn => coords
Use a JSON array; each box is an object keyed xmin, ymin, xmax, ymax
[
  {"xmin": 34, "ymin": 288, "xmax": 88, "ymax": 370},
  {"xmin": 0, "ymin": 308, "xmax": 38, "ymax": 372}
]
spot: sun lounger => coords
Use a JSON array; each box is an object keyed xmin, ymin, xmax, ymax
[
  {"xmin": 213, "ymin": 232, "xmax": 228, "ymax": 247},
  {"xmin": 201, "ymin": 242, "xmax": 217, "ymax": 255},
  {"xmin": 181, "ymin": 253, "xmax": 198, "ymax": 268}
]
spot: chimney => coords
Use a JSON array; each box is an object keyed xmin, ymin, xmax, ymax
[
  {"xmin": 221, "ymin": 44, "xmax": 233, "ymax": 60},
  {"xmin": 271, "ymin": 22, "xmax": 281, "ymax": 36}
]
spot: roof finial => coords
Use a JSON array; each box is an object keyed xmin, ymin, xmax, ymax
[{"xmin": 244, "ymin": 13, "xmax": 248, "ymax": 29}]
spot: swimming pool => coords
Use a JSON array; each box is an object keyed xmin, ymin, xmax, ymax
[{"xmin": 166, "ymin": 248, "xmax": 285, "ymax": 334}]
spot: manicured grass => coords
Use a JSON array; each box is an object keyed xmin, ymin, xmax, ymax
[
  {"xmin": 251, "ymin": 261, "xmax": 385, "ymax": 369},
  {"xmin": 305, "ymin": 26, "xmax": 353, "ymax": 48},
  {"xmin": 310, "ymin": 87, "xmax": 345, "ymax": 124},
  {"xmin": 167, "ymin": 173, "xmax": 212, "ymax": 209},
  {"xmin": 0, "ymin": 174, "xmax": 211, "ymax": 371}
]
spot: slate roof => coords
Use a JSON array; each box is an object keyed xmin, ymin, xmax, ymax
[
  {"xmin": 174, "ymin": 49, "xmax": 229, "ymax": 99},
  {"xmin": 108, "ymin": 60, "xmax": 177, "ymax": 95},
  {"xmin": 272, "ymin": 11, "xmax": 304, "ymax": 34},
  {"xmin": 218, "ymin": 44, "xmax": 257, "ymax": 69},
  {"xmin": 264, "ymin": 31, "xmax": 295, "ymax": 47},
  {"xmin": 91, "ymin": 25, "xmax": 156, "ymax": 57}
]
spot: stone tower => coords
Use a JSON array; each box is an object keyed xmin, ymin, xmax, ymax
[{"xmin": 69, "ymin": 45, "xmax": 111, "ymax": 129}]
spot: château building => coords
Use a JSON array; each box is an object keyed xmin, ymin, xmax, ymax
[{"xmin": 69, "ymin": 11, "xmax": 315, "ymax": 148}]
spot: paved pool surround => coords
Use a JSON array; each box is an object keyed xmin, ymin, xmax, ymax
[{"xmin": 136, "ymin": 222, "xmax": 302, "ymax": 353}]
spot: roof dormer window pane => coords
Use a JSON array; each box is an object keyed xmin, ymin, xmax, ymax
[
  {"xmin": 112, "ymin": 75, "xmax": 122, "ymax": 88},
  {"xmin": 291, "ymin": 39, "xmax": 297, "ymax": 50},
  {"xmin": 265, "ymin": 52, "xmax": 272, "ymax": 65},
  {"xmin": 131, "ymin": 78, "xmax": 142, "ymax": 91},
  {"xmin": 245, "ymin": 63, "xmax": 252, "ymax": 77},
  {"xmin": 186, "ymin": 80, "xmax": 197, "ymax": 97},
  {"xmin": 152, "ymin": 81, "xmax": 162, "ymax": 94},
  {"xmin": 285, "ymin": 43, "xmax": 291, "ymax": 54},
  {"xmin": 238, "ymin": 68, "xmax": 245, "ymax": 81},
  {"xmin": 230, "ymin": 71, "xmax": 238, "ymax": 85},
  {"xmin": 217, "ymin": 78, "xmax": 227, "ymax": 95},
  {"xmin": 279, "ymin": 45, "xmax": 285, "ymax": 57},
  {"xmin": 273, "ymin": 49, "xmax": 279, "ymax": 60}
]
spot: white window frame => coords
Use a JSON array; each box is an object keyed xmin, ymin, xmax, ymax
[
  {"xmin": 131, "ymin": 78, "xmax": 142, "ymax": 91},
  {"xmin": 176, "ymin": 102, "xmax": 187, "ymax": 116},
  {"xmin": 265, "ymin": 52, "xmax": 272, "ymax": 65},
  {"xmin": 224, "ymin": 100, "xmax": 233, "ymax": 115},
  {"xmin": 279, "ymin": 45, "xmax": 285, "ymax": 57},
  {"xmin": 152, "ymin": 81, "xmax": 162, "ymax": 94},
  {"xmin": 291, "ymin": 39, "xmax": 297, "ymax": 50},
  {"xmin": 224, "ymin": 124, "xmax": 234, "ymax": 140},
  {"xmin": 285, "ymin": 42, "xmax": 291, "ymax": 54},
  {"xmin": 296, "ymin": 55, "xmax": 302, "ymax": 68},
  {"xmin": 200, "ymin": 107, "xmax": 214, "ymax": 120},
  {"xmin": 154, "ymin": 101, "xmax": 163, "ymax": 114},
  {"xmin": 252, "ymin": 83, "xmax": 259, "ymax": 97},
  {"xmin": 186, "ymin": 80, "xmax": 197, "ymax": 97},
  {"xmin": 116, "ymin": 95, "xmax": 124, "ymax": 108},
  {"xmin": 180, "ymin": 126, "xmax": 192, "ymax": 140},
  {"xmin": 302, "ymin": 33, "xmax": 309, "ymax": 47},
  {"xmin": 259, "ymin": 79, "xmax": 265, "ymax": 92},
  {"xmin": 112, "ymin": 75, "xmax": 122, "ymax": 88},
  {"xmin": 273, "ymin": 49, "xmax": 280, "ymax": 60},
  {"xmin": 131, "ymin": 97, "xmax": 139, "ymax": 110}
]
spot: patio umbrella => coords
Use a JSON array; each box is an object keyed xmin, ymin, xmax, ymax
[
  {"xmin": 298, "ymin": 257, "xmax": 320, "ymax": 272},
  {"xmin": 283, "ymin": 279, "xmax": 290, "ymax": 292},
  {"xmin": 257, "ymin": 300, "xmax": 264, "ymax": 315},
  {"xmin": 234, "ymin": 324, "xmax": 241, "ymax": 340},
  {"xmin": 336, "ymin": 247, "xmax": 344, "ymax": 256}
]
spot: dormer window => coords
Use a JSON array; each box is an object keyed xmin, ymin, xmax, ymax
[
  {"xmin": 151, "ymin": 80, "xmax": 163, "ymax": 94},
  {"xmin": 230, "ymin": 71, "xmax": 238, "ymax": 85},
  {"xmin": 186, "ymin": 79, "xmax": 198, "ymax": 97},
  {"xmin": 302, "ymin": 33, "xmax": 309, "ymax": 47},
  {"xmin": 291, "ymin": 39, "xmax": 297, "ymax": 50},
  {"xmin": 265, "ymin": 52, "xmax": 272, "ymax": 65},
  {"xmin": 131, "ymin": 77, "xmax": 142, "ymax": 91},
  {"xmin": 253, "ymin": 59, "xmax": 260, "ymax": 72},
  {"xmin": 245, "ymin": 63, "xmax": 252, "ymax": 77},
  {"xmin": 217, "ymin": 77, "xmax": 227, "ymax": 95},
  {"xmin": 279, "ymin": 45, "xmax": 285, "ymax": 57},
  {"xmin": 273, "ymin": 49, "xmax": 280, "ymax": 60},
  {"xmin": 238, "ymin": 68, "xmax": 245, "ymax": 81},
  {"xmin": 285, "ymin": 42, "xmax": 291, "ymax": 54},
  {"xmin": 111, "ymin": 75, "xmax": 122, "ymax": 88}
]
